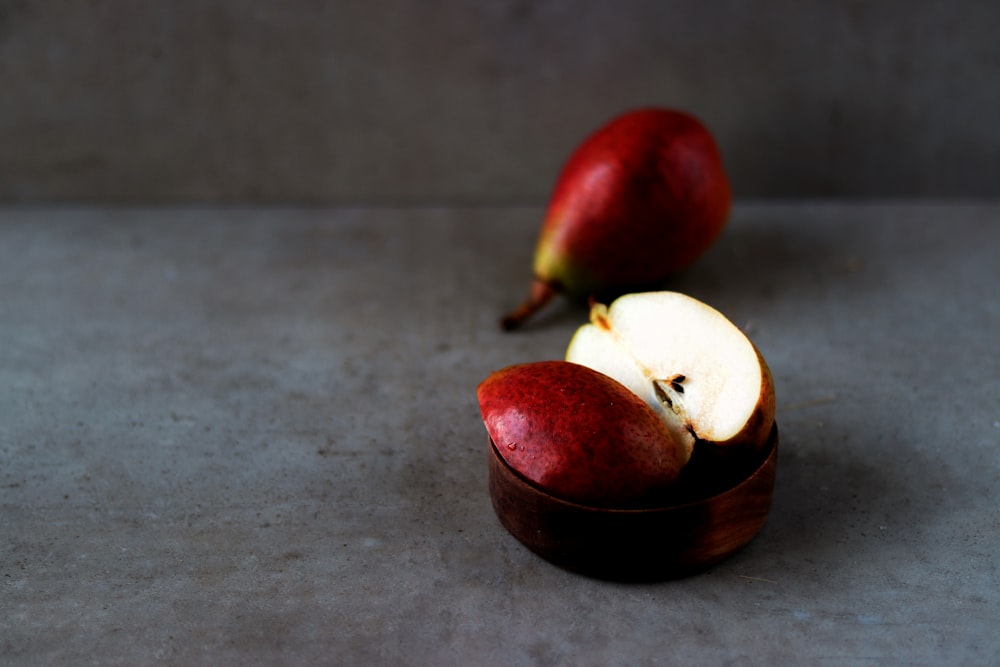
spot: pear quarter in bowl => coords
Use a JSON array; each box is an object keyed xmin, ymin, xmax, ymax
[
  {"xmin": 476, "ymin": 360, "xmax": 690, "ymax": 509},
  {"xmin": 566, "ymin": 291, "xmax": 776, "ymax": 464}
]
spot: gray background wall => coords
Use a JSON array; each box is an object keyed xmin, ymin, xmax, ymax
[{"xmin": 1, "ymin": 0, "xmax": 998, "ymax": 204}]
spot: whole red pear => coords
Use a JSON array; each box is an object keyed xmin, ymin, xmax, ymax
[
  {"xmin": 502, "ymin": 108, "xmax": 731, "ymax": 330},
  {"xmin": 476, "ymin": 360, "xmax": 688, "ymax": 508}
]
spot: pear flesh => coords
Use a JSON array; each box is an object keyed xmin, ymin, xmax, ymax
[{"xmin": 565, "ymin": 291, "xmax": 775, "ymax": 456}]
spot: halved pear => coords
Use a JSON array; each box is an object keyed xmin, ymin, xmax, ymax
[{"xmin": 565, "ymin": 291, "xmax": 775, "ymax": 459}]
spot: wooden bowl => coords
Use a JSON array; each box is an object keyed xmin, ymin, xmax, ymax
[{"xmin": 488, "ymin": 424, "xmax": 778, "ymax": 581}]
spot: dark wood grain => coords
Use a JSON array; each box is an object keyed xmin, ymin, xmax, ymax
[{"xmin": 488, "ymin": 425, "xmax": 779, "ymax": 581}]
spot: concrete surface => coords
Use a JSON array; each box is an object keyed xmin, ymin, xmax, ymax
[
  {"xmin": 2, "ymin": 1, "xmax": 1000, "ymax": 202},
  {"xmin": 1, "ymin": 203, "xmax": 998, "ymax": 665}
]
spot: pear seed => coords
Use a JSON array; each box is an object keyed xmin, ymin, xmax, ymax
[{"xmin": 653, "ymin": 381, "xmax": 673, "ymax": 408}]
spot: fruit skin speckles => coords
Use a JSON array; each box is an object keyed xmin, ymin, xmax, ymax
[{"xmin": 476, "ymin": 360, "xmax": 689, "ymax": 508}]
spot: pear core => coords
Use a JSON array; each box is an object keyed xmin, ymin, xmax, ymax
[{"xmin": 566, "ymin": 291, "xmax": 771, "ymax": 450}]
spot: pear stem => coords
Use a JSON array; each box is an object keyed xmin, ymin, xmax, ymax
[{"xmin": 500, "ymin": 279, "xmax": 557, "ymax": 331}]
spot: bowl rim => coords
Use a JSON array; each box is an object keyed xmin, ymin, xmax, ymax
[{"xmin": 489, "ymin": 422, "xmax": 778, "ymax": 514}]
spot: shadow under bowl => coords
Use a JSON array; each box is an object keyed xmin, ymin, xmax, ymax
[{"xmin": 488, "ymin": 424, "xmax": 779, "ymax": 581}]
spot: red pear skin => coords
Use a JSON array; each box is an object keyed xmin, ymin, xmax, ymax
[
  {"xmin": 476, "ymin": 360, "xmax": 686, "ymax": 508},
  {"xmin": 502, "ymin": 108, "xmax": 731, "ymax": 330}
]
